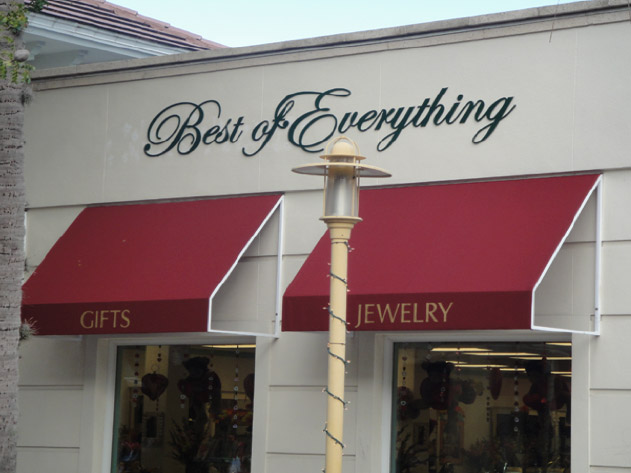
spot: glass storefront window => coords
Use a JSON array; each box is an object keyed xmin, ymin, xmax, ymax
[
  {"xmin": 391, "ymin": 342, "xmax": 571, "ymax": 473},
  {"xmin": 112, "ymin": 344, "xmax": 255, "ymax": 473}
]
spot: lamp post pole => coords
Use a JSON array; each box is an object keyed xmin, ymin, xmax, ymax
[
  {"xmin": 324, "ymin": 219, "xmax": 354, "ymax": 473},
  {"xmin": 292, "ymin": 136, "xmax": 390, "ymax": 473}
]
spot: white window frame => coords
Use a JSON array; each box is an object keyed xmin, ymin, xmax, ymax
[
  {"xmin": 79, "ymin": 333, "xmax": 265, "ymax": 473},
  {"xmin": 354, "ymin": 330, "xmax": 588, "ymax": 473}
]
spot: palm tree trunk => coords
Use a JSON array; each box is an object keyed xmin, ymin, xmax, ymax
[{"xmin": 0, "ymin": 1, "xmax": 26, "ymax": 471}]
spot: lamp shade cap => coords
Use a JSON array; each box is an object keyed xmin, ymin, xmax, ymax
[
  {"xmin": 292, "ymin": 162, "xmax": 391, "ymax": 178},
  {"xmin": 330, "ymin": 140, "xmax": 356, "ymax": 157},
  {"xmin": 323, "ymin": 136, "xmax": 363, "ymax": 160},
  {"xmin": 291, "ymin": 135, "xmax": 391, "ymax": 178}
]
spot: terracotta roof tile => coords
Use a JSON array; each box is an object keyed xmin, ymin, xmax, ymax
[{"xmin": 28, "ymin": 0, "xmax": 225, "ymax": 50}]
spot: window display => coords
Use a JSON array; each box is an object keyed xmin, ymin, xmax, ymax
[
  {"xmin": 112, "ymin": 345, "xmax": 255, "ymax": 473},
  {"xmin": 391, "ymin": 342, "xmax": 571, "ymax": 473}
]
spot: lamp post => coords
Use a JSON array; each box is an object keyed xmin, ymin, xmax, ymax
[{"xmin": 292, "ymin": 136, "xmax": 390, "ymax": 473}]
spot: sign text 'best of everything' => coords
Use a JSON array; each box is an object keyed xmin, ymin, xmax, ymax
[{"xmin": 143, "ymin": 87, "xmax": 516, "ymax": 157}]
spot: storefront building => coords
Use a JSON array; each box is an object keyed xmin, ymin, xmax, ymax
[{"xmin": 18, "ymin": 1, "xmax": 631, "ymax": 472}]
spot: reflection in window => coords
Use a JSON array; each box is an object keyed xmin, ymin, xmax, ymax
[
  {"xmin": 391, "ymin": 342, "xmax": 571, "ymax": 473},
  {"xmin": 112, "ymin": 345, "xmax": 255, "ymax": 473}
]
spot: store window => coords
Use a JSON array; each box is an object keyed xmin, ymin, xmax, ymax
[
  {"xmin": 391, "ymin": 342, "xmax": 571, "ymax": 473},
  {"xmin": 112, "ymin": 344, "xmax": 255, "ymax": 473}
]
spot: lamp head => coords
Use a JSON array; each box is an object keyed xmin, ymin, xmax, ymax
[{"xmin": 292, "ymin": 136, "xmax": 390, "ymax": 223}]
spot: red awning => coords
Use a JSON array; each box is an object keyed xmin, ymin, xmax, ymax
[
  {"xmin": 282, "ymin": 175, "xmax": 600, "ymax": 332},
  {"xmin": 23, "ymin": 195, "xmax": 282, "ymax": 335}
]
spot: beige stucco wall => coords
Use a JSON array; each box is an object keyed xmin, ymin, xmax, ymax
[
  {"xmin": 23, "ymin": 3, "xmax": 631, "ymax": 208},
  {"xmin": 19, "ymin": 2, "xmax": 631, "ymax": 472}
]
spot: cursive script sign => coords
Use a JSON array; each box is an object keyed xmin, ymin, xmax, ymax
[{"xmin": 143, "ymin": 87, "xmax": 515, "ymax": 158}]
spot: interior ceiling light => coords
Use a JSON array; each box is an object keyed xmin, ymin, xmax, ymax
[
  {"xmin": 511, "ymin": 355, "xmax": 572, "ymax": 360},
  {"xmin": 430, "ymin": 347, "xmax": 491, "ymax": 352},
  {"xmin": 546, "ymin": 342, "xmax": 572, "ymax": 346},
  {"xmin": 202, "ymin": 344, "xmax": 256, "ymax": 349},
  {"xmin": 469, "ymin": 352, "xmax": 538, "ymax": 357}
]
